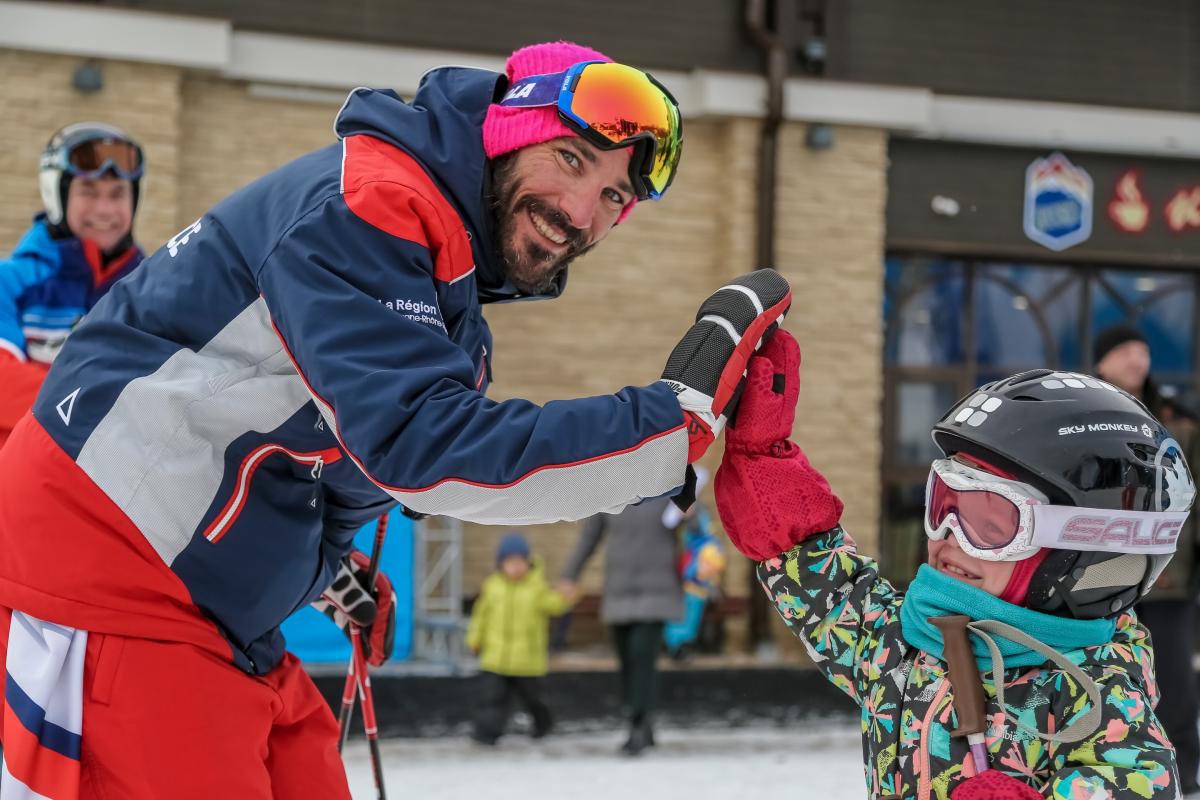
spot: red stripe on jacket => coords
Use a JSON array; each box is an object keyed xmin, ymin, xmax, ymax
[
  {"xmin": 340, "ymin": 134, "xmax": 475, "ymax": 285},
  {"xmin": 203, "ymin": 444, "xmax": 342, "ymax": 544}
]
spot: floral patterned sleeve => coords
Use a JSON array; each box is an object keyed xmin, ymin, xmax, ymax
[
  {"xmin": 1045, "ymin": 669, "xmax": 1177, "ymax": 800},
  {"xmin": 756, "ymin": 526, "xmax": 911, "ymax": 705}
]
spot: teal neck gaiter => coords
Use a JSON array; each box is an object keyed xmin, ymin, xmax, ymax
[{"xmin": 899, "ymin": 564, "xmax": 1117, "ymax": 670}]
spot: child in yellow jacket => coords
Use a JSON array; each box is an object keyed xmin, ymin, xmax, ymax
[{"xmin": 466, "ymin": 532, "xmax": 578, "ymax": 744}]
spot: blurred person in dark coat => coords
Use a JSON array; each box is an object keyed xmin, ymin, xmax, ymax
[
  {"xmin": 562, "ymin": 496, "xmax": 684, "ymax": 756},
  {"xmin": 1095, "ymin": 324, "xmax": 1200, "ymax": 793}
]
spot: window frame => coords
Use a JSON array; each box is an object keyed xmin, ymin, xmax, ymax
[{"xmin": 879, "ymin": 250, "xmax": 1200, "ymax": 582}]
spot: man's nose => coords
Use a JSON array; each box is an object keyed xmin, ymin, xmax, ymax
[{"xmin": 556, "ymin": 187, "xmax": 600, "ymax": 232}]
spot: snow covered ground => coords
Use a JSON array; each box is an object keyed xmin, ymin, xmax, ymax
[{"xmin": 344, "ymin": 723, "xmax": 866, "ymax": 799}]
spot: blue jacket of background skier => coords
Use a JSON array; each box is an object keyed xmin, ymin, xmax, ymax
[
  {"xmin": 0, "ymin": 215, "xmax": 143, "ymax": 363},
  {"xmin": 0, "ymin": 67, "xmax": 689, "ymax": 674}
]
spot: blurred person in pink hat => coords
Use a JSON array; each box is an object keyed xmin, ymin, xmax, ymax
[{"xmin": 0, "ymin": 40, "xmax": 791, "ymax": 798}]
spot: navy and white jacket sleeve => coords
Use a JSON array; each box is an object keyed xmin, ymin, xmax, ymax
[{"xmin": 257, "ymin": 196, "xmax": 688, "ymax": 526}]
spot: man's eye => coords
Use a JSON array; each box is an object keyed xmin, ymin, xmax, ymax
[
  {"xmin": 605, "ymin": 189, "xmax": 624, "ymax": 205},
  {"xmin": 560, "ymin": 149, "xmax": 578, "ymax": 167}
]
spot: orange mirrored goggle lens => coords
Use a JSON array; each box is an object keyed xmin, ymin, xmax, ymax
[
  {"xmin": 567, "ymin": 63, "xmax": 682, "ymax": 196},
  {"xmin": 66, "ymin": 139, "xmax": 143, "ymax": 177}
]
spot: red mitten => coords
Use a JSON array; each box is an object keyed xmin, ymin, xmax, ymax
[
  {"xmin": 951, "ymin": 770, "xmax": 1041, "ymax": 800},
  {"xmin": 715, "ymin": 330, "xmax": 843, "ymax": 561}
]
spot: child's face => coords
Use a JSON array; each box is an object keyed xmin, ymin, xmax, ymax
[
  {"xmin": 66, "ymin": 176, "xmax": 133, "ymax": 252},
  {"xmin": 500, "ymin": 555, "xmax": 530, "ymax": 580},
  {"xmin": 926, "ymin": 535, "xmax": 1016, "ymax": 597}
]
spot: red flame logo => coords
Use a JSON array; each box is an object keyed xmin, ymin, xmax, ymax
[
  {"xmin": 1107, "ymin": 170, "xmax": 1149, "ymax": 233},
  {"xmin": 1165, "ymin": 187, "xmax": 1200, "ymax": 234}
]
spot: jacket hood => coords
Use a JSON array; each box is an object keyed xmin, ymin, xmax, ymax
[{"xmin": 334, "ymin": 68, "xmax": 567, "ymax": 304}]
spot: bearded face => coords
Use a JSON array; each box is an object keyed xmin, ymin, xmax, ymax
[{"xmin": 488, "ymin": 137, "xmax": 634, "ymax": 295}]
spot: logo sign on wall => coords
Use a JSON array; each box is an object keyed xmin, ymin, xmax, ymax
[
  {"xmin": 1108, "ymin": 170, "xmax": 1150, "ymax": 234},
  {"xmin": 1103, "ymin": 168, "xmax": 1200, "ymax": 235},
  {"xmin": 1024, "ymin": 152, "xmax": 1094, "ymax": 251}
]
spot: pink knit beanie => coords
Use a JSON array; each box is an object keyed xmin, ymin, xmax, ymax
[
  {"xmin": 484, "ymin": 41, "xmax": 638, "ymax": 221},
  {"xmin": 483, "ymin": 41, "xmax": 611, "ymax": 159}
]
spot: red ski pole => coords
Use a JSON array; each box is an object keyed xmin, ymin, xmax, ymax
[
  {"xmin": 352, "ymin": 626, "xmax": 387, "ymax": 799},
  {"xmin": 359, "ymin": 513, "xmax": 389, "ymax": 799},
  {"xmin": 336, "ymin": 513, "xmax": 390, "ymax": 796},
  {"xmin": 336, "ymin": 654, "xmax": 356, "ymax": 753}
]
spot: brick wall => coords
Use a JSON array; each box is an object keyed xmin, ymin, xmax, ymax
[
  {"xmin": 0, "ymin": 48, "xmax": 889, "ymax": 661},
  {"xmin": 178, "ymin": 76, "xmax": 339, "ymax": 225}
]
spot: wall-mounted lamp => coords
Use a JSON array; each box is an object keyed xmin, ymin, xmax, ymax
[
  {"xmin": 802, "ymin": 37, "xmax": 827, "ymax": 70},
  {"xmin": 805, "ymin": 123, "xmax": 835, "ymax": 150},
  {"xmin": 72, "ymin": 61, "xmax": 103, "ymax": 95},
  {"xmin": 931, "ymin": 195, "xmax": 961, "ymax": 217}
]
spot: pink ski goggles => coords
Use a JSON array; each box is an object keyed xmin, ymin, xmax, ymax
[{"xmin": 924, "ymin": 458, "xmax": 1189, "ymax": 562}]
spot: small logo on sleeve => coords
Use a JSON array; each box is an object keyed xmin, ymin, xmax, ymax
[
  {"xmin": 167, "ymin": 219, "xmax": 202, "ymax": 258},
  {"xmin": 56, "ymin": 387, "xmax": 80, "ymax": 425},
  {"xmin": 379, "ymin": 297, "xmax": 446, "ymax": 332}
]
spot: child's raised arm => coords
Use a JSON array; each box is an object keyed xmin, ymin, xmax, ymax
[{"xmin": 716, "ymin": 330, "xmax": 911, "ymax": 706}]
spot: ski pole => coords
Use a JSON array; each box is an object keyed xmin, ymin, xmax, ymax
[
  {"xmin": 337, "ymin": 512, "xmax": 390, "ymax": 753},
  {"xmin": 336, "ymin": 654, "xmax": 356, "ymax": 753},
  {"xmin": 352, "ymin": 626, "xmax": 387, "ymax": 799},
  {"xmin": 932, "ymin": 615, "xmax": 990, "ymax": 775},
  {"xmin": 365, "ymin": 512, "xmax": 388, "ymax": 593},
  {"xmin": 359, "ymin": 512, "xmax": 389, "ymax": 799}
]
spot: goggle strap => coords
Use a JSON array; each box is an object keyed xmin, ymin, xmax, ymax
[
  {"xmin": 1029, "ymin": 505, "xmax": 1189, "ymax": 554},
  {"xmin": 497, "ymin": 69, "xmax": 570, "ymax": 109},
  {"xmin": 495, "ymin": 61, "xmax": 677, "ymax": 200},
  {"xmin": 66, "ymin": 162, "xmax": 143, "ymax": 180}
]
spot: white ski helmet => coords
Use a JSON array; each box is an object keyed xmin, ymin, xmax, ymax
[{"xmin": 38, "ymin": 122, "xmax": 145, "ymax": 226}]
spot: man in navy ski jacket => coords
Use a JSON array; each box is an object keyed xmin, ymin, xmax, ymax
[{"xmin": 0, "ymin": 41, "xmax": 789, "ymax": 798}]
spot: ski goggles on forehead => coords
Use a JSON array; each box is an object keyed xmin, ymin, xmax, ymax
[
  {"xmin": 63, "ymin": 137, "xmax": 144, "ymax": 181},
  {"xmin": 499, "ymin": 60, "xmax": 683, "ymax": 201},
  {"xmin": 924, "ymin": 458, "xmax": 1190, "ymax": 562}
]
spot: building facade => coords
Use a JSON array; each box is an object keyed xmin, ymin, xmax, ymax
[{"xmin": 1, "ymin": 0, "xmax": 1195, "ymax": 657}]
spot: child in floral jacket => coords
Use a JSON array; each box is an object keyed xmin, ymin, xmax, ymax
[{"xmin": 716, "ymin": 331, "xmax": 1195, "ymax": 800}]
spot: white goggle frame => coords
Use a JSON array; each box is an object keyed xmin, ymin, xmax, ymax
[{"xmin": 924, "ymin": 458, "xmax": 1189, "ymax": 562}]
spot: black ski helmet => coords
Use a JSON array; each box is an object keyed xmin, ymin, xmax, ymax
[
  {"xmin": 931, "ymin": 369, "xmax": 1196, "ymax": 619},
  {"xmin": 38, "ymin": 122, "xmax": 145, "ymax": 228}
]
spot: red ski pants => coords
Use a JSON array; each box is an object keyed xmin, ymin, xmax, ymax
[{"xmin": 0, "ymin": 607, "xmax": 352, "ymax": 799}]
